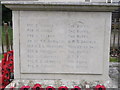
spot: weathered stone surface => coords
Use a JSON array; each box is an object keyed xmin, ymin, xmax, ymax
[
  {"xmin": 2, "ymin": 1, "xmax": 119, "ymax": 87},
  {"xmin": 11, "ymin": 10, "xmax": 111, "ymax": 82},
  {"xmin": 20, "ymin": 11, "xmax": 107, "ymax": 75},
  {"xmin": 2, "ymin": 1, "xmax": 119, "ymax": 11}
]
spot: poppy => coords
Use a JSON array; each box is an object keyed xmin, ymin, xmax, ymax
[
  {"xmin": 1, "ymin": 74, "xmax": 5, "ymax": 81},
  {"xmin": 58, "ymin": 86, "xmax": 68, "ymax": 90},
  {"xmin": 8, "ymin": 56, "xmax": 13, "ymax": 62},
  {"xmin": 2, "ymin": 58, "xmax": 6, "ymax": 66},
  {"xmin": 3, "ymin": 64, "xmax": 9, "ymax": 72},
  {"xmin": 32, "ymin": 83, "xmax": 42, "ymax": 90},
  {"xmin": 8, "ymin": 61, "xmax": 14, "ymax": 68},
  {"xmin": 0, "ymin": 85, "xmax": 6, "ymax": 89},
  {"xmin": 0, "ymin": 74, "xmax": 2, "ymax": 83},
  {"xmin": 3, "ymin": 53, "xmax": 7, "ymax": 59},
  {"xmin": 71, "ymin": 86, "xmax": 81, "ymax": 90},
  {"xmin": 46, "ymin": 86, "xmax": 55, "ymax": 90},
  {"xmin": 95, "ymin": 85, "xmax": 106, "ymax": 90},
  {"xmin": 7, "ymin": 51, "xmax": 13, "ymax": 57},
  {"xmin": 21, "ymin": 85, "xmax": 31, "ymax": 90},
  {"xmin": 3, "ymin": 79, "xmax": 9, "ymax": 86}
]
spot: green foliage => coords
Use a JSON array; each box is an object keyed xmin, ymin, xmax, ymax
[
  {"xmin": 110, "ymin": 57, "xmax": 120, "ymax": 62},
  {"xmin": 1, "ymin": 26, "xmax": 13, "ymax": 46},
  {"xmin": 0, "ymin": 54, "xmax": 3, "ymax": 60}
]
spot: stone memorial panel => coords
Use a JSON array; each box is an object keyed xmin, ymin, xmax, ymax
[
  {"xmin": 20, "ymin": 11, "xmax": 108, "ymax": 74},
  {"xmin": 2, "ymin": 1, "xmax": 119, "ymax": 85}
]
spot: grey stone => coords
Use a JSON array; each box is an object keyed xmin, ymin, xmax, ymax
[
  {"xmin": 2, "ymin": 1, "xmax": 119, "ymax": 88},
  {"xmin": 1, "ymin": 1, "xmax": 119, "ymax": 11},
  {"xmin": 109, "ymin": 62, "xmax": 120, "ymax": 88}
]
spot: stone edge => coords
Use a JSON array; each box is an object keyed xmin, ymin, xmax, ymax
[{"xmin": 1, "ymin": 1, "xmax": 120, "ymax": 11}]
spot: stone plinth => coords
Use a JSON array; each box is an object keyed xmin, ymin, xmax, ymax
[{"xmin": 2, "ymin": 1, "xmax": 119, "ymax": 88}]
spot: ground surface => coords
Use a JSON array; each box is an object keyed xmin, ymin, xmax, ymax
[{"xmin": 109, "ymin": 62, "xmax": 120, "ymax": 88}]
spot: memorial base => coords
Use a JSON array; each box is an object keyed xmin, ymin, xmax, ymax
[{"xmin": 5, "ymin": 79, "xmax": 117, "ymax": 89}]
